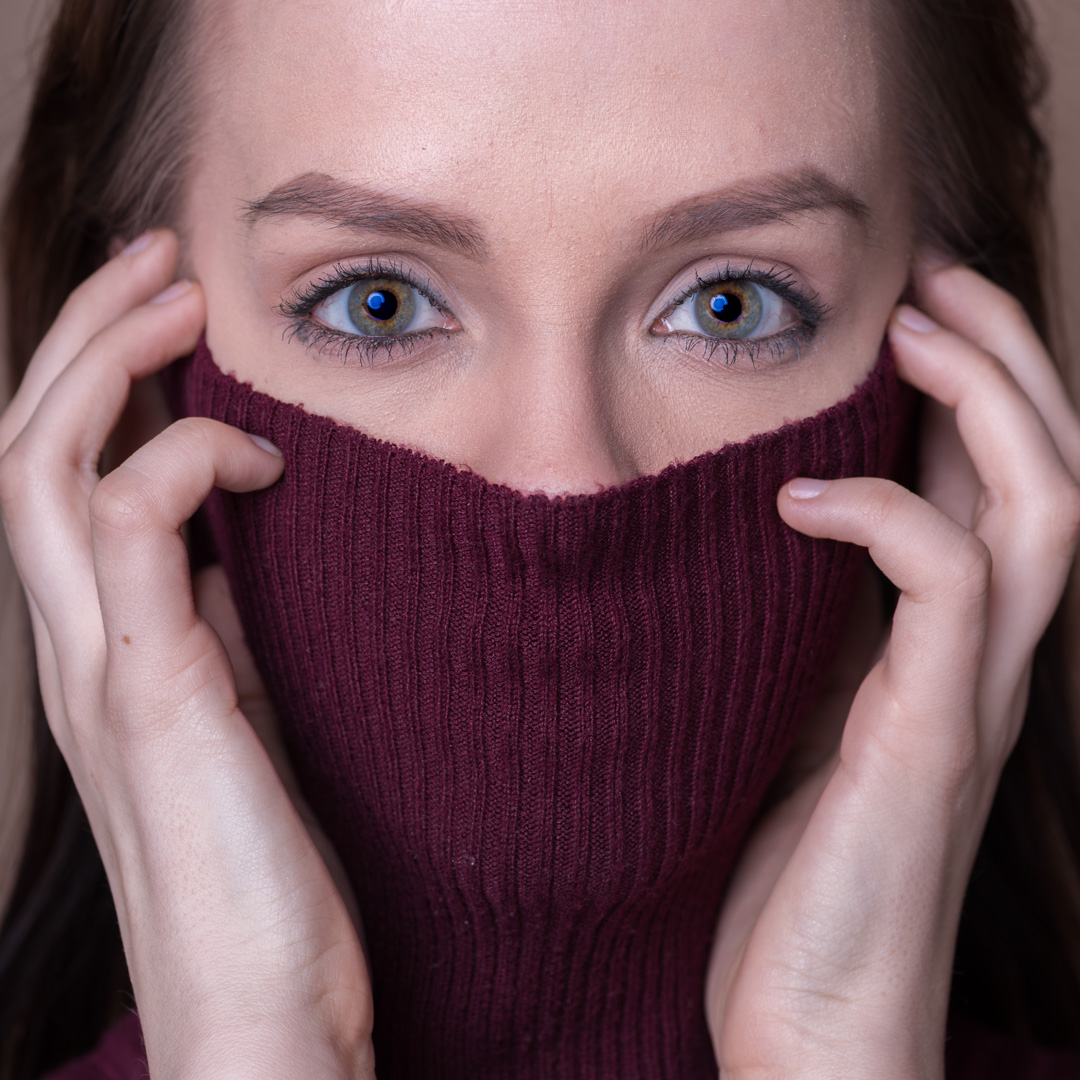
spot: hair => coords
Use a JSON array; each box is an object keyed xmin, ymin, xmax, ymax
[
  {"xmin": 1, "ymin": 0, "xmax": 1078, "ymax": 1076},
  {"xmin": 0, "ymin": 3, "xmax": 204, "ymax": 1077}
]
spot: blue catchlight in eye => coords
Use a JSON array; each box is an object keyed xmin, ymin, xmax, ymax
[
  {"xmin": 658, "ymin": 276, "xmax": 801, "ymax": 343},
  {"xmin": 709, "ymin": 292, "xmax": 742, "ymax": 322},
  {"xmin": 365, "ymin": 290, "xmax": 396, "ymax": 320}
]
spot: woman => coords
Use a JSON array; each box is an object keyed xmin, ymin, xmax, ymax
[{"xmin": 2, "ymin": 0, "xmax": 1080, "ymax": 1077}]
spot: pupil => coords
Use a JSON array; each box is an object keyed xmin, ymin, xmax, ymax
[
  {"xmin": 709, "ymin": 292, "xmax": 743, "ymax": 323},
  {"xmin": 364, "ymin": 290, "xmax": 398, "ymax": 321}
]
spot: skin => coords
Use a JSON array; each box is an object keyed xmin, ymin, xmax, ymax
[
  {"xmin": 189, "ymin": 0, "xmax": 909, "ymax": 492},
  {"xmin": 1, "ymin": 1, "xmax": 1079, "ymax": 1078}
]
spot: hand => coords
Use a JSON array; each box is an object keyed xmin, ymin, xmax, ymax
[
  {"xmin": 0, "ymin": 231, "xmax": 376, "ymax": 1080},
  {"xmin": 704, "ymin": 261, "xmax": 1080, "ymax": 1079}
]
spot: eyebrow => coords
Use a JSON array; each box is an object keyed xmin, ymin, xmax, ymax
[
  {"xmin": 242, "ymin": 172, "xmax": 488, "ymax": 258},
  {"xmin": 242, "ymin": 166, "xmax": 871, "ymax": 259},
  {"xmin": 640, "ymin": 168, "xmax": 872, "ymax": 251}
]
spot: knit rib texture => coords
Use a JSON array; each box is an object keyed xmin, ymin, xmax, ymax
[{"xmin": 176, "ymin": 341, "xmax": 908, "ymax": 1079}]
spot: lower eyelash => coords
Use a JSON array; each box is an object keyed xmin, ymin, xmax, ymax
[
  {"xmin": 281, "ymin": 258, "xmax": 826, "ymax": 367},
  {"xmin": 279, "ymin": 257, "xmax": 452, "ymax": 366},
  {"xmin": 283, "ymin": 319, "xmax": 449, "ymax": 366},
  {"xmin": 657, "ymin": 261, "xmax": 829, "ymax": 366},
  {"xmin": 673, "ymin": 324, "xmax": 816, "ymax": 367}
]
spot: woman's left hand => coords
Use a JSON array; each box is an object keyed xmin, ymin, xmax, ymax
[{"xmin": 704, "ymin": 260, "xmax": 1080, "ymax": 1079}]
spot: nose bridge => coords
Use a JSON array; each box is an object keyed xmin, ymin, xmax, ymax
[{"xmin": 466, "ymin": 324, "xmax": 637, "ymax": 497}]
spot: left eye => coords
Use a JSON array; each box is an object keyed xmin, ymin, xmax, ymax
[
  {"xmin": 656, "ymin": 279, "xmax": 799, "ymax": 341},
  {"xmin": 313, "ymin": 277, "xmax": 448, "ymax": 338}
]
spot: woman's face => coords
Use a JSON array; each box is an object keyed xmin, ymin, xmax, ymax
[{"xmin": 186, "ymin": 0, "xmax": 911, "ymax": 495}]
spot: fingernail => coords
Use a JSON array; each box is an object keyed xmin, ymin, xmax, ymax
[
  {"xmin": 894, "ymin": 305, "xmax": 939, "ymax": 334},
  {"xmin": 150, "ymin": 280, "xmax": 193, "ymax": 304},
  {"xmin": 787, "ymin": 477, "xmax": 830, "ymax": 499},
  {"xmin": 247, "ymin": 433, "xmax": 282, "ymax": 457},
  {"xmin": 121, "ymin": 230, "xmax": 156, "ymax": 257}
]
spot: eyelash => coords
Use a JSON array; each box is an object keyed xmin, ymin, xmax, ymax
[
  {"xmin": 278, "ymin": 257, "xmax": 453, "ymax": 365},
  {"xmin": 279, "ymin": 257, "xmax": 831, "ymax": 367},
  {"xmin": 655, "ymin": 261, "xmax": 831, "ymax": 366}
]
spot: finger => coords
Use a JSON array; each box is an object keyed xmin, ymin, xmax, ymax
[
  {"xmin": 890, "ymin": 305, "xmax": 1072, "ymax": 511},
  {"xmin": 889, "ymin": 305, "xmax": 1080, "ymax": 622},
  {"xmin": 194, "ymin": 563, "xmax": 300, "ymax": 793},
  {"xmin": 914, "ymin": 260, "xmax": 1080, "ymax": 479},
  {"xmin": 193, "ymin": 565, "xmax": 269, "ymax": 720},
  {"xmin": 0, "ymin": 230, "xmax": 179, "ymax": 455},
  {"xmin": 1, "ymin": 283, "xmax": 205, "ymax": 640},
  {"xmin": 779, "ymin": 476, "xmax": 988, "ymax": 757},
  {"xmin": 21, "ymin": 281, "xmax": 204, "ymax": 473},
  {"xmin": 916, "ymin": 399, "xmax": 981, "ymax": 525},
  {"xmin": 91, "ymin": 419, "xmax": 282, "ymax": 716}
]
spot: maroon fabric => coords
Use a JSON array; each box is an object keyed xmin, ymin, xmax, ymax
[
  {"xmin": 47, "ymin": 1008, "xmax": 1080, "ymax": 1079},
  {"xmin": 172, "ymin": 339, "xmax": 906, "ymax": 1079},
  {"xmin": 42, "ymin": 1012, "xmax": 145, "ymax": 1080},
  {"xmin": 44, "ymin": 342, "xmax": 1080, "ymax": 1077}
]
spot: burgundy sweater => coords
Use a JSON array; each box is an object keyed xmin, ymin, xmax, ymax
[
  {"xmin": 42, "ymin": 343, "xmax": 1080, "ymax": 1078},
  {"xmin": 43, "ymin": 1009, "xmax": 1080, "ymax": 1079}
]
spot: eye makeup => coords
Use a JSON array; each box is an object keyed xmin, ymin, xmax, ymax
[
  {"xmin": 278, "ymin": 257, "xmax": 457, "ymax": 365},
  {"xmin": 278, "ymin": 255, "xmax": 832, "ymax": 369},
  {"xmin": 650, "ymin": 261, "xmax": 832, "ymax": 367}
]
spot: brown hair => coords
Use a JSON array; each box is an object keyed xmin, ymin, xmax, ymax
[
  {"xmin": 0, "ymin": 2, "xmax": 203, "ymax": 1076},
  {"xmin": 1, "ymin": 1, "xmax": 1078, "ymax": 1076}
]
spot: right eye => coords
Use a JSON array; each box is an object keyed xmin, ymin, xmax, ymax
[
  {"xmin": 656, "ymin": 278, "xmax": 800, "ymax": 342},
  {"xmin": 313, "ymin": 277, "xmax": 451, "ymax": 339}
]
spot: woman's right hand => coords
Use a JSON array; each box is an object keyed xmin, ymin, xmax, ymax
[
  {"xmin": 704, "ymin": 262, "xmax": 1080, "ymax": 1078},
  {"xmin": 0, "ymin": 230, "xmax": 376, "ymax": 1080}
]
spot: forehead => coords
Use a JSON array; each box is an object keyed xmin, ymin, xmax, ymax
[{"xmin": 206, "ymin": 0, "xmax": 888, "ymax": 228}]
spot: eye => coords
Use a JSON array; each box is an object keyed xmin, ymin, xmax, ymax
[
  {"xmin": 312, "ymin": 276, "xmax": 450, "ymax": 338},
  {"xmin": 654, "ymin": 278, "xmax": 800, "ymax": 342}
]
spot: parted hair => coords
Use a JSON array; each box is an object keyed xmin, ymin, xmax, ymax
[{"xmin": 2, "ymin": 1, "xmax": 1079, "ymax": 1078}]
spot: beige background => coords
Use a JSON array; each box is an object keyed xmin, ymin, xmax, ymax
[
  {"xmin": 2, "ymin": 0, "xmax": 1078, "ymax": 371},
  {"xmin": 1031, "ymin": 0, "xmax": 1080, "ymax": 384}
]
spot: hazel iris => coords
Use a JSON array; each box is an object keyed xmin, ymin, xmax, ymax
[
  {"xmin": 693, "ymin": 281, "xmax": 763, "ymax": 338},
  {"xmin": 347, "ymin": 278, "xmax": 417, "ymax": 336}
]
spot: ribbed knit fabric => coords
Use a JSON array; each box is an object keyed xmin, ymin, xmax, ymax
[{"xmin": 172, "ymin": 340, "xmax": 908, "ymax": 1079}]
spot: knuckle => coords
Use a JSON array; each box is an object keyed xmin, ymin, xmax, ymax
[
  {"xmin": 0, "ymin": 438, "xmax": 42, "ymax": 521},
  {"xmin": 944, "ymin": 532, "xmax": 992, "ymax": 603},
  {"xmin": 992, "ymin": 288, "xmax": 1032, "ymax": 333},
  {"xmin": 152, "ymin": 418, "xmax": 216, "ymax": 475},
  {"xmin": 868, "ymin": 477, "xmax": 911, "ymax": 524},
  {"xmin": 855, "ymin": 701, "xmax": 979, "ymax": 804},
  {"xmin": 167, "ymin": 415, "xmax": 215, "ymax": 451},
  {"xmin": 60, "ymin": 251, "xmax": 145, "ymax": 318},
  {"xmin": 88, "ymin": 471, "xmax": 156, "ymax": 537},
  {"xmin": 928, "ymin": 730, "xmax": 981, "ymax": 801},
  {"xmin": 967, "ymin": 341, "xmax": 1014, "ymax": 390},
  {"xmin": 57, "ymin": 274, "xmax": 101, "ymax": 321}
]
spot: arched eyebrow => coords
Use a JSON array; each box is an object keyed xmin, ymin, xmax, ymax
[
  {"xmin": 640, "ymin": 168, "xmax": 872, "ymax": 251},
  {"xmin": 242, "ymin": 166, "xmax": 871, "ymax": 259},
  {"xmin": 241, "ymin": 172, "xmax": 489, "ymax": 259}
]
